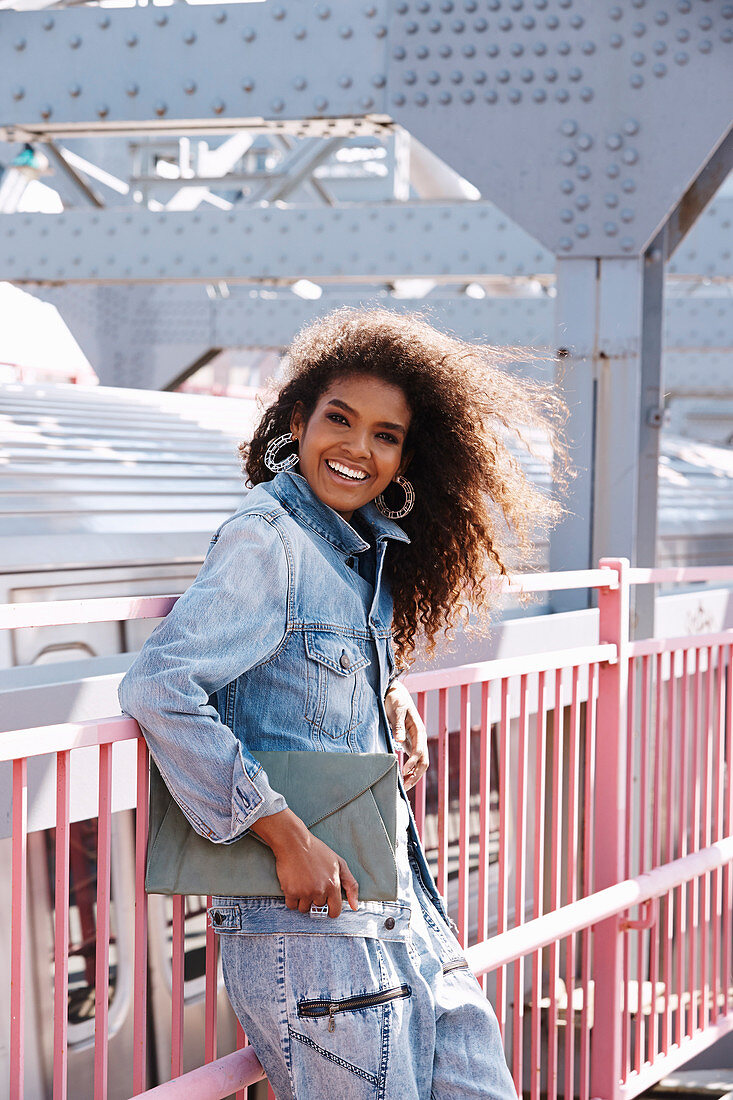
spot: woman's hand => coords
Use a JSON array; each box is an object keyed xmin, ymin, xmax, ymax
[
  {"xmin": 249, "ymin": 808, "xmax": 359, "ymax": 918},
  {"xmin": 384, "ymin": 680, "xmax": 429, "ymax": 791}
]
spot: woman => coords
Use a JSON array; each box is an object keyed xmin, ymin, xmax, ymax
[{"xmin": 119, "ymin": 308, "xmax": 567, "ymax": 1099}]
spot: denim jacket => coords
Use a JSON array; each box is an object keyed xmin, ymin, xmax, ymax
[{"xmin": 118, "ymin": 471, "xmax": 448, "ymax": 932}]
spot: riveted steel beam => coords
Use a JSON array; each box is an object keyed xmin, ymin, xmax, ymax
[
  {"xmin": 2, "ymin": 2, "xmax": 731, "ymax": 261},
  {"xmin": 0, "ymin": 202, "xmax": 552, "ymax": 283}
]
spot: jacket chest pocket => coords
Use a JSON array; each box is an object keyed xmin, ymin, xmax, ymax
[{"xmin": 304, "ymin": 630, "xmax": 370, "ymax": 740}]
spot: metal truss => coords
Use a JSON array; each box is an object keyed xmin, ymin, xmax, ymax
[{"xmin": 1, "ymin": 0, "xmax": 731, "ymax": 258}]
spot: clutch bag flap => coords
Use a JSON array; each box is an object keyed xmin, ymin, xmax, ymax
[{"xmin": 145, "ymin": 750, "xmax": 399, "ymax": 901}]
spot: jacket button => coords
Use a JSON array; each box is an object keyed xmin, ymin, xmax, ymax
[
  {"xmin": 384, "ymin": 916, "xmax": 395, "ymax": 930},
  {"xmin": 339, "ymin": 652, "xmax": 351, "ymax": 669},
  {"xmin": 212, "ymin": 911, "xmax": 223, "ymax": 925}
]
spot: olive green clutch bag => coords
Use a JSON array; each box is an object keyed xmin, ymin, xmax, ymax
[{"xmin": 145, "ymin": 750, "xmax": 399, "ymax": 901}]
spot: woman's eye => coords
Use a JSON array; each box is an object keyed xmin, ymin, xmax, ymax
[
  {"xmin": 378, "ymin": 433, "xmax": 399, "ymax": 445},
  {"xmin": 327, "ymin": 413, "xmax": 349, "ymax": 425}
]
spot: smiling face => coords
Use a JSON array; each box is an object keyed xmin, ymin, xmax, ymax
[{"xmin": 289, "ymin": 374, "xmax": 413, "ymax": 522}]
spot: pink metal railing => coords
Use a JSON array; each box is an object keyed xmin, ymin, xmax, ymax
[{"xmin": 3, "ymin": 560, "xmax": 733, "ymax": 1100}]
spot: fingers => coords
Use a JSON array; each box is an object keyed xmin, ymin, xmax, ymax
[
  {"xmin": 338, "ymin": 858, "xmax": 360, "ymax": 912},
  {"xmin": 402, "ymin": 748, "xmax": 429, "ymax": 791}
]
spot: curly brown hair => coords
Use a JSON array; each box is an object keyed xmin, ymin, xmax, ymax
[{"xmin": 240, "ymin": 307, "xmax": 571, "ymax": 668}]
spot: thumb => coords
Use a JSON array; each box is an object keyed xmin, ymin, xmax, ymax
[
  {"xmin": 339, "ymin": 858, "xmax": 360, "ymax": 911},
  {"xmin": 392, "ymin": 706, "xmax": 408, "ymax": 744}
]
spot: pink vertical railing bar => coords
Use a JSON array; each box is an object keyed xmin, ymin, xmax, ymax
[
  {"xmin": 695, "ymin": 642, "xmax": 708, "ymax": 1029},
  {"xmin": 133, "ymin": 737, "xmax": 149, "ymax": 1096},
  {"xmin": 171, "ymin": 895, "xmax": 186, "ymax": 1079},
  {"xmin": 590, "ymin": 560, "xmax": 629, "ymax": 1100},
  {"xmin": 579, "ymin": 662, "xmax": 598, "ymax": 1100},
  {"xmin": 717, "ymin": 642, "xmax": 730, "ymax": 1012},
  {"xmin": 675, "ymin": 649, "xmax": 690, "ymax": 1046},
  {"xmin": 512, "ymin": 672, "xmax": 530, "ymax": 1091},
  {"xmin": 54, "ymin": 750, "xmax": 71, "ymax": 1100},
  {"xmin": 661, "ymin": 653, "xmax": 677, "ymax": 1054},
  {"xmin": 268, "ymin": 1083, "xmax": 277, "ymax": 1100},
  {"xmin": 235, "ymin": 1021, "xmax": 248, "ymax": 1100},
  {"xmin": 495, "ymin": 678, "xmax": 511, "ymax": 1040},
  {"xmin": 710, "ymin": 645, "xmax": 724, "ymax": 1022},
  {"xmin": 457, "ymin": 684, "xmax": 471, "ymax": 946},
  {"xmin": 622, "ymin": 656, "xmax": 636, "ymax": 1079},
  {"xmin": 413, "ymin": 692, "xmax": 427, "ymax": 840},
  {"xmin": 10, "ymin": 757, "xmax": 28, "ymax": 1100},
  {"xmin": 635, "ymin": 654, "xmax": 651, "ymax": 1072},
  {"xmin": 204, "ymin": 897, "xmax": 218, "ymax": 1064},
  {"xmin": 477, "ymin": 681, "xmax": 491, "ymax": 988},
  {"xmin": 688, "ymin": 648, "xmax": 702, "ymax": 1037},
  {"xmin": 94, "ymin": 743, "xmax": 113, "ymax": 1100},
  {"xmin": 546, "ymin": 668, "xmax": 563, "ymax": 1100},
  {"xmin": 530, "ymin": 670, "xmax": 547, "ymax": 1100},
  {"xmin": 564, "ymin": 663, "xmax": 581, "ymax": 1100},
  {"xmin": 647, "ymin": 651, "xmax": 664, "ymax": 1064},
  {"xmin": 437, "ymin": 688, "xmax": 449, "ymax": 901}
]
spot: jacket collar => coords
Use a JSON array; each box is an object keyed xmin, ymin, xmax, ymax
[{"xmin": 265, "ymin": 471, "xmax": 411, "ymax": 555}]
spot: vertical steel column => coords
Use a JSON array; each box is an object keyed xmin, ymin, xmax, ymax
[
  {"xmin": 550, "ymin": 253, "xmax": 664, "ymax": 636},
  {"xmin": 590, "ymin": 558, "xmax": 630, "ymax": 1100}
]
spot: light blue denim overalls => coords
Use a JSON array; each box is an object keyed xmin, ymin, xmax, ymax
[{"xmin": 118, "ymin": 471, "xmax": 516, "ymax": 1100}]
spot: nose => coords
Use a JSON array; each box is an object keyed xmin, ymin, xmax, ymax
[{"xmin": 342, "ymin": 428, "xmax": 371, "ymax": 459}]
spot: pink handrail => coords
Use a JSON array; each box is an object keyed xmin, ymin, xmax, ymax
[{"xmin": 4, "ymin": 559, "xmax": 733, "ymax": 1100}]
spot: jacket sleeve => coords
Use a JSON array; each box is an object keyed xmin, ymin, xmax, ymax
[{"xmin": 118, "ymin": 512, "xmax": 289, "ymax": 843}]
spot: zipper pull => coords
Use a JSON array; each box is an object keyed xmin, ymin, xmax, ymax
[{"xmin": 328, "ymin": 1005, "xmax": 336, "ymax": 1032}]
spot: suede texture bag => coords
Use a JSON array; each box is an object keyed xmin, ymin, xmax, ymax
[{"xmin": 145, "ymin": 750, "xmax": 399, "ymax": 901}]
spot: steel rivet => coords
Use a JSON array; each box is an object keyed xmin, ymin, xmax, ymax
[
  {"xmin": 560, "ymin": 179, "xmax": 574, "ymax": 194},
  {"xmin": 675, "ymin": 50, "xmax": 689, "ymax": 64},
  {"xmin": 520, "ymin": 68, "xmax": 534, "ymax": 82},
  {"xmin": 212, "ymin": 98, "xmax": 225, "ymax": 114},
  {"xmin": 676, "ymin": 28, "xmax": 690, "ymax": 42},
  {"xmin": 610, "ymin": 33, "xmax": 624, "ymax": 48},
  {"xmin": 557, "ymin": 41, "xmax": 571, "ymax": 56},
  {"xmin": 580, "ymin": 87, "xmax": 594, "ymax": 101},
  {"xmin": 560, "ymin": 208, "xmax": 574, "ymax": 223},
  {"xmin": 155, "ymin": 13, "xmax": 168, "ymax": 26},
  {"xmin": 69, "ymin": 83, "xmax": 82, "ymax": 97},
  {"xmin": 415, "ymin": 92, "xmax": 429, "ymax": 106},
  {"xmin": 474, "ymin": 17, "xmax": 488, "ymax": 31},
  {"xmin": 339, "ymin": 25, "xmax": 353, "ymax": 37},
  {"xmin": 462, "ymin": 44, "xmax": 476, "ymax": 57},
  {"xmin": 316, "ymin": 4, "xmax": 330, "ymax": 18},
  {"xmin": 14, "ymin": 36, "xmax": 27, "ymax": 51},
  {"xmin": 621, "ymin": 208, "xmax": 634, "ymax": 223},
  {"xmin": 533, "ymin": 88, "xmax": 547, "ymax": 102},
  {"xmin": 69, "ymin": 35, "xmax": 82, "ymax": 48},
  {"xmin": 374, "ymin": 23, "xmax": 388, "ymax": 36},
  {"xmin": 575, "ymin": 194, "xmax": 590, "ymax": 211},
  {"xmin": 575, "ymin": 223, "xmax": 589, "ymax": 238},
  {"xmin": 243, "ymin": 27, "xmax": 256, "ymax": 42},
  {"xmin": 568, "ymin": 66, "xmax": 582, "ymax": 82},
  {"xmin": 604, "ymin": 222, "xmax": 619, "ymax": 236},
  {"xmin": 372, "ymin": 73, "xmax": 386, "ymax": 87},
  {"xmin": 561, "ymin": 119, "xmax": 578, "ymax": 136},
  {"xmin": 621, "ymin": 237, "xmax": 635, "ymax": 252},
  {"xmin": 473, "ymin": 70, "xmax": 487, "ymax": 84},
  {"xmin": 242, "ymin": 77, "xmax": 255, "ymax": 92},
  {"xmin": 361, "ymin": 95, "xmax": 375, "ymax": 108},
  {"xmin": 126, "ymin": 33, "xmax": 138, "ymax": 47},
  {"xmin": 12, "ymin": 86, "xmax": 25, "ymax": 101},
  {"xmin": 622, "ymin": 148, "xmax": 639, "ymax": 164},
  {"xmin": 450, "ymin": 70, "xmax": 464, "ymax": 83},
  {"xmin": 42, "ymin": 16, "xmax": 54, "ymax": 29},
  {"xmin": 393, "ymin": 46, "xmax": 406, "ymax": 59},
  {"xmin": 154, "ymin": 101, "xmax": 167, "ymax": 116},
  {"xmin": 392, "ymin": 93, "xmax": 406, "ymax": 106},
  {"xmin": 559, "ymin": 237, "xmax": 573, "ymax": 251},
  {"xmin": 698, "ymin": 39, "xmax": 712, "ymax": 53},
  {"xmin": 184, "ymin": 30, "xmax": 197, "ymax": 44},
  {"xmin": 184, "ymin": 80, "xmax": 197, "ymax": 95},
  {"xmin": 607, "ymin": 163, "xmax": 621, "ymax": 178},
  {"xmin": 439, "ymin": 44, "xmax": 452, "ymax": 57},
  {"xmin": 577, "ymin": 165, "xmax": 591, "ymax": 180},
  {"xmin": 622, "ymin": 179, "xmax": 636, "ymax": 193},
  {"xmin": 544, "ymin": 67, "xmax": 558, "ymax": 81},
  {"xmin": 630, "ymin": 74, "xmax": 644, "ymax": 88},
  {"xmin": 605, "ymin": 193, "xmax": 619, "ymax": 207},
  {"xmin": 461, "ymin": 89, "xmax": 475, "ymax": 103},
  {"xmin": 294, "ymin": 25, "xmax": 307, "ymax": 39}
]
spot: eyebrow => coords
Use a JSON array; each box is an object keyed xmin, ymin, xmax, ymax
[{"xmin": 325, "ymin": 398, "xmax": 407, "ymax": 434}]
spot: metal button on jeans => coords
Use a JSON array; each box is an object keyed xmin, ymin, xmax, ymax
[
  {"xmin": 339, "ymin": 651, "xmax": 351, "ymax": 669},
  {"xmin": 212, "ymin": 911, "xmax": 223, "ymax": 925},
  {"xmin": 384, "ymin": 916, "xmax": 395, "ymax": 930}
]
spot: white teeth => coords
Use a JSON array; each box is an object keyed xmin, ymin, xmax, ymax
[{"xmin": 326, "ymin": 459, "xmax": 368, "ymax": 481}]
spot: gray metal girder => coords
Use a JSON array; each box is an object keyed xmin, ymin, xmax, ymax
[
  {"xmin": 1, "ymin": 1, "xmax": 731, "ymax": 259},
  {"xmin": 0, "ymin": 202, "xmax": 551, "ymax": 282}
]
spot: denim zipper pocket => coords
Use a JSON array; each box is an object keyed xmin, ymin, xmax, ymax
[
  {"xmin": 297, "ymin": 984, "xmax": 411, "ymax": 1032},
  {"xmin": 442, "ymin": 958, "xmax": 470, "ymax": 975}
]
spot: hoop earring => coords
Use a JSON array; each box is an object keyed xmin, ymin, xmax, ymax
[
  {"xmin": 375, "ymin": 474, "xmax": 415, "ymax": 520},
  {"xmin": 264, "ymin": 432, "xmax": 299, "ymax": 473}
]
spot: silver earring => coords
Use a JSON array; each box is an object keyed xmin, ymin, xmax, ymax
[
  {"xmin": 375, "ymin": 475, "xmax": 415, "ymax": 520},
  {"xmin": 264, "ymin": 432, "xmax": 299, "ymax": 472}
]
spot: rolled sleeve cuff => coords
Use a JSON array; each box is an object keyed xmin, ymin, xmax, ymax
[{"xmin": 228, "ymin": 765, "xmax": 288, "ymax": 840}]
